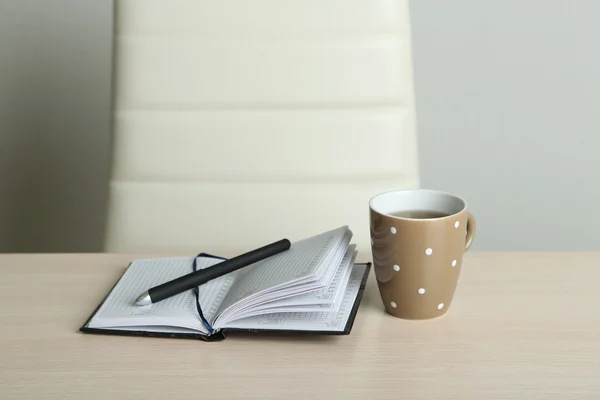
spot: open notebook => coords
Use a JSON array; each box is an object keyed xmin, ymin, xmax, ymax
[{"xmin": 80, "ymin": 226, "xmax": 371, "ymax": 341}]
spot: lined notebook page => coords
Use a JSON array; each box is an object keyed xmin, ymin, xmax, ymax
[
  {"xmin": 223, "ymin": 251, "xmax": 356, "ymax": 319},
  {"xmin": 195, "ymin": 257, "xmax": 238, "ymax": 323},
  {"xmin": 243, "ymin": 246, "xmax": 357, "ymax": 314},
  {"xmin": 314, "ymin": 234, "xmax": 352, "ymax": 288},
  {"xmin": 87, "ymin": 257, "xmax": 231, "ymax": 332},
  {"xmin": 215, "ymin": 226, "xmax": 350, "ymax": 319},
  {"xmin": 219, "ymin": 263, "xmax": 368, "ymax": 332}
]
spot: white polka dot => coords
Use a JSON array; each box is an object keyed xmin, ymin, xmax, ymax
[
  {"xmin": 390, "ymin": 301, "xmax": 397, "ymax": 308},
  {"xmin": 425, "ymin": 248, "xmax": 433, "ymax": 256},
  {"xmin": 418, "ymin": 288, "xmax": 425, "ymax": 294},
  {"xmin": 455, "ymin": 221, "xmax": 460, "ymax": 228},
  {"xmin": 390, "ymin": 227, "xmax": 397, "ymax": 234},
  {"xmin": 438, "ymin": 303, "xmax": 444, "ymax": 310},
  {"xmin": 452, "ymin": 260, "xmax": 457, "ymax": 267},
  {"xmin": 393, "ymin": 264, "xmax": 400, "ymax": 272}
]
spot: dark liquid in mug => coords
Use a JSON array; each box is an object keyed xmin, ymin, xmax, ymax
[{"xmin": 389, "ymin": 210, "xmax": 450, "ymax": 219}]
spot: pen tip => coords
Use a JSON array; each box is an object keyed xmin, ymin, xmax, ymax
[{"xmin": 135, "ymin": 293, "xmax": 152, "ymax": 306}]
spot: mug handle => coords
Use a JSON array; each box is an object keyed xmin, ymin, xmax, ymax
[{"xmin": 465, "ymin": 212, "xmax": 476, "ymax": 252}]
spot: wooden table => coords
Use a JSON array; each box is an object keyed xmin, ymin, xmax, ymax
[{"xmin": 1, "ymin": 252, "xmax": 599, "ymax": 399}]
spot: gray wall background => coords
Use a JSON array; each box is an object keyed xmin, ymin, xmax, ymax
[
  {"xmin": 0, "ymin": 0, "xmax": 112, "ymax": 252},
  {"xmin": 411, "ymin": 0, "xmax": 600, "ymax": 251},
  {"xmin": 1, "ymin": 0, "xmax": 599, "ymax": 252}
]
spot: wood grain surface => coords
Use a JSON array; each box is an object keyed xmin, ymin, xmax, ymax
[{"xmin": 1, "ymin": 252, "xmax": 599, "ymax": 399}]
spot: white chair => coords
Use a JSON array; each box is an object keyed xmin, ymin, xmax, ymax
[{"xmin": 104, "ymin": 0, "xmax": 420, "ymax": 256}]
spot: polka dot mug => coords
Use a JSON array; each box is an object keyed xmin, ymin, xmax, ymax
[{"xmin": 369, "ymin": 189, "xmax": 476, "ymax": 319}]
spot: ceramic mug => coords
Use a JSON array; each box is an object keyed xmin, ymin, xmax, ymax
[{"xmin": 369, "ymin": 189, "xmax": 476, "ymax": 319}]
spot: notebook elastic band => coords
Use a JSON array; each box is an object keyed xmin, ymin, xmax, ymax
[{"xmin": 192, "ymin": 254, "xmax": 215, "ymax": 333}]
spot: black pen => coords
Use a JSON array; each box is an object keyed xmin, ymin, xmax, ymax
[{"xmin": 135, "ymin": 238, "xmax": 291, "ymax": 306}]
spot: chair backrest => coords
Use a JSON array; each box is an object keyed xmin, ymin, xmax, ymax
[{"xmin": 104, "ymin": 0, "xmax": 420, "ymax": 256}]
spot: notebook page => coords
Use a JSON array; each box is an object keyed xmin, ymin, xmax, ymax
[
  {"xmin": 220, "ymin": 251, "xmax": 355, "ymax": 319},
  {"xmin": 241, "ymin": 246, "xmax": 357, "ymax": 312},
  {"xmin": 216, "ymin": 245, "xmax": 356, "ymax": 323},
  {"xmin": 314, "ymin": 234, "xmax": 352, "ymax": 288},
  {"xmin": 225, "ymin": 245, "xmax": 356, "ymax": 318},
  {"xmin": 87, "ymin": 257, "xmax": 230, "ymax": 332},
  {"xmin": 263, "ymin": 248, "xmax": 356, "ymax": 313},
  {"xmin": 214, "ymin": 226, "xmax": 350, "ymax": 323},
  {"xmin": 222, "ymin": 282, "xmax": 347, "ymax": 317},
  {"xmin": 218, "ymin": 263, "xmax": 367, "ymax": 332},
  {"xmin": 214, "ymin": 284, "xmax": 330, "ymax": 326},
  {"xmin": 313, "ymin": 229, "xmax": 352, "ymax": 287},
  {"xmin": 195, "ymin": 257, "xmax": 238, "ymax": 323},
  {"xmin": 270, "ymin": 256, "xmax": 356, "ymax": 313}
]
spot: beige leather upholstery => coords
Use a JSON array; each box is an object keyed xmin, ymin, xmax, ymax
[{"xmin": 105, "ymin": 0, "xmax": 420, "ymax": 255}]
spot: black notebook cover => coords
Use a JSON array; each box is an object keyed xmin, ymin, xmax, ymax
[{"xmin": 79, "ymin": 253, "xmax": 371, "ymax": 342}]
